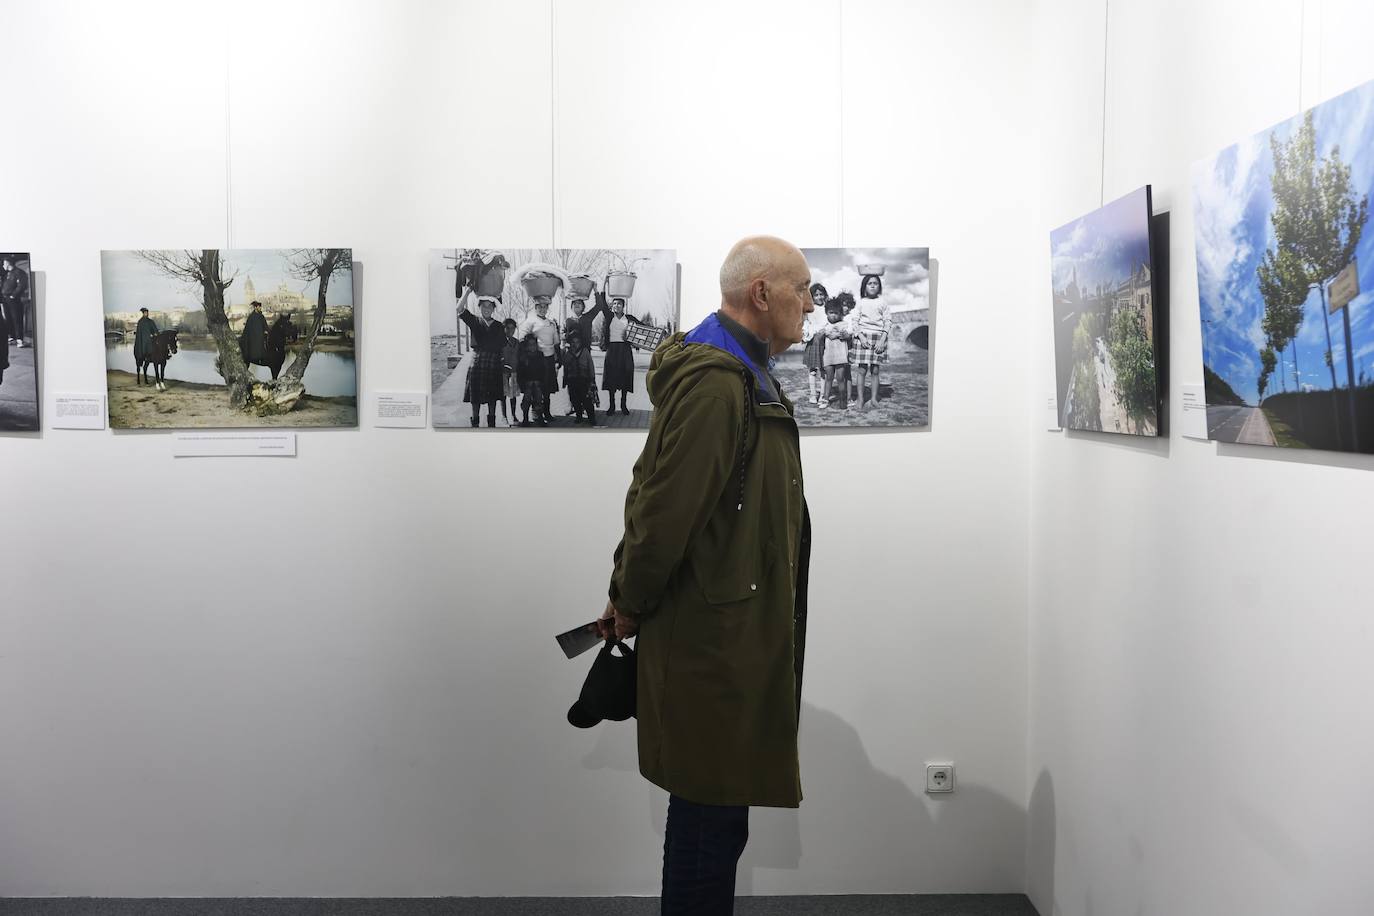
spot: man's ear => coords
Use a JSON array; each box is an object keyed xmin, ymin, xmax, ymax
[{"xmin": 752, "ymin": 278, "xmax": 770, "ymax": 312}]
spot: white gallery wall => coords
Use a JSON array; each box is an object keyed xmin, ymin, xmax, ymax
[
  {"xmin": 1028, "ymin": 1, "xmax": 1374, "ymax": 915},
  {"xmin": 0, "ymin": 0, "xmax": 1035, "ymax": 898}
]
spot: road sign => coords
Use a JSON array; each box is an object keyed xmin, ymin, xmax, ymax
[{"xmin": 1329, "ymin": 257, "xmax": 1359, "ymax": 313}]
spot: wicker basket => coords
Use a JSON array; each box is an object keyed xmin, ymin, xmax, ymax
[
  {"xmin": 476, "ymin": 266, "xmax": 507, "ymax": 296},
  {"xmin": 606, "ymin": 272, "xmax": 638, "ymax": 298},
  {"xmin": 625, "ymin": 322, "xmax": 667, "ymax": 351},
  {"xmin": 856, "ymin": 264, "xmax": 886, "ymax": 277},
  {"xmin": 521, "ymin": 275, "xmax": 563, "ymax": 298},
  {"xmin": 568, "ymin": 275, "xmax": 595, "ymax": 298}
]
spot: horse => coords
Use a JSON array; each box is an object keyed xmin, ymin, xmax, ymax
[
  {"xmin": 245, "ymin": 315, "xmax": 299, "ymax": 380},
  {"xmin": 137, "ymin": 329, "xmax": 178, "ymax": 390}
]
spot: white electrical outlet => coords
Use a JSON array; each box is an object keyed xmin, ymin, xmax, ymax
[{"xmin": 926, "ymin": 763, "xmax": 955, "ymax": 794}]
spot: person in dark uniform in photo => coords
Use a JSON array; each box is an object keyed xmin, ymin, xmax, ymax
[
  {"xmin": 239, "ymin": 300, "xmax": 268, "ymax": 368},
  {"xmin": 598, "ymin": 235, "xmax": 813, "ymax": 914},
  {"xmin": 2, "ymin": 257, "xmax": 29, "ymax": 348},
  {"xmin": 133, "ymin": 307, "xmax": 159, "ymax": 369}
]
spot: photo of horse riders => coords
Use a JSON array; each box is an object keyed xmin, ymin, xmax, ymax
[
  {"xmin": 101, "ymin": 249, "xmax": 356, "ymax": 429},
  {"xmin": 429, "ymin": 248, "xmax": 678, "ymax": 429},
  {"xmin": 0, "ymin": 252, "xmax": 39, "ymax": 432}
]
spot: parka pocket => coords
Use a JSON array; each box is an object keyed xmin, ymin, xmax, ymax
[{"xmin": 691, "ymin": 543, "xmax": 777, "ymax": 605}]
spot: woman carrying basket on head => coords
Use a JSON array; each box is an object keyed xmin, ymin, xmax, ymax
[
  {"xmin": 601, "ymin": 295, "xmax": 640, "ymax": 416},
  {"xmin": 848, "ymin": 270, "xmax": 892, "ymax": 410},
  {"xmin": 458, "ymin": 290, "xmax": 508, "ymax": 428}
]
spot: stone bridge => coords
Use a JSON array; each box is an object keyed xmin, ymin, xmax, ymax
[{"xmin": 892, "ymin": 308, "xmax": 929, "ymax": 349}]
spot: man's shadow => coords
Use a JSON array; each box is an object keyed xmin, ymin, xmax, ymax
[{"xmin": 582, "ymin": 701, "xmax": 1030, "ymax": 895}]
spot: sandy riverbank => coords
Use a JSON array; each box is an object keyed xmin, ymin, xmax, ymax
[{"xmin": 107, "ymin": 370, "xmax": 357, "ymax": 429}]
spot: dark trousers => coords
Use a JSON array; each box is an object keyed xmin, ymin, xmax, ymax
[
  {"xmin": 2, "ymin": 298, "xmax": 22, "ymax": 341},
  {"xmin": 662, "ymin": 795, "xmax": 749, "ymax": 915}
]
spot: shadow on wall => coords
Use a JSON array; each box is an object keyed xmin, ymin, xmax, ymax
[
  {"xmin": 583, "ymin": 701, "xmax": 1028, "ymax": 895},
  {"xmin": 1027, "ymin": 768, "xmax": 1056, "ymax": 915}
]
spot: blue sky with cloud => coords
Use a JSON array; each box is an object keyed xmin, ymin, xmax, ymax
[
  {"xmin": 101, "ymin": 249, "xmax": 353, "ymax": 315},
  {"xmin": 1193, "ymin": 79, "xmax": 1374, "ymax": 404},
  {"xmin": 1050, "ymin": 186, "xmax": 1152, "ymax": 295}
]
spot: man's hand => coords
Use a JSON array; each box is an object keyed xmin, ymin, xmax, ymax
[{"xmin": 597, "ymin": 599, "xmax": 638, "ymax": 641}]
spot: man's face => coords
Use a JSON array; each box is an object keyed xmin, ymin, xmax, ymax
[{"xmin": 767, "ymin": 253, "xmax": 814, "ymax": 351}]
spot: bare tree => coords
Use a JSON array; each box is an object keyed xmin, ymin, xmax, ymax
[
  {"xmin": 264, "ymin": 248, "xmax": 353, "ymax": 413},
  {"xmin": 134, "ymin": 249, "xmax": 254, "ymax": 408},
  {"xmin": 134, "ymin": 248, "xmax": 351, "ymax": 416}
]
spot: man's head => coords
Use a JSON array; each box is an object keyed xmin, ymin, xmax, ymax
[
  {"xmin": 251, "ymin": 300, "xmax": 263, "ymax": 311},
  {"xmin": 718, "ymin": 236, "xmax": 813, "ymax": 354}
]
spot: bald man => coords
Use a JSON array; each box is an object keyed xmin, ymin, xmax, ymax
[{"xmin": 597, "ymin": 236, "xmax": 814, "ymax": 914}]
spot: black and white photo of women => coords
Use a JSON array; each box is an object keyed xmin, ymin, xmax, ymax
[
  {"xmin": 773, "ymin": 247, "xmax": 931, "ymax": 428},
  {"xmin": 0, "ymin": 252, "xmax": 38, "ymax": 431},
  {"xmin": 429, "ymin": 248, "xmax": 677, "ymax": 430}
]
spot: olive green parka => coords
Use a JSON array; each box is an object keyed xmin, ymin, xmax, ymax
[{"xmin": 609, "ymin": 320, "xmax": 811, "ymax": 808}]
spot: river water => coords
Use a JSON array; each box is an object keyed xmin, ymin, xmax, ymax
[{"xmin": 106, "ymin": 343, "xmax": 356, "ymax": 397}]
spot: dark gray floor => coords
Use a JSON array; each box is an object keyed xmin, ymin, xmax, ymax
[{"xmin": 0, "ymin": 896, "xmax": 1039, "ymax": 916}]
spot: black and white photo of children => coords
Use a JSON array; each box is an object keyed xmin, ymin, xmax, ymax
[{"xmin": 775, "ymin": 247, "xmax": 932, "ymax": 428}]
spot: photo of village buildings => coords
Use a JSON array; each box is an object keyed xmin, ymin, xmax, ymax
[
  {"xmin": 102, "ymin": 249, "xmax": 356, "ymax": 428},
  {"xmin": 1050, "ymin": 187, "xmax": 1160, "ymax": 436}
]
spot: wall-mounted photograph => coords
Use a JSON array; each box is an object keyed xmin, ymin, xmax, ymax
[
  {"xmin": 428, "ymin": 248, "xmax": 678, "ymax": 429},
  {"xmin": 1193, "ymin": 78, "xmax": 1374, "ymax": 453},
  {"xmin": 0, "ymin": 252, "xmax": 38, "ymax": 431},
  {"xmin": 779, "ymin": 247, "xmax": 930, "ymax": 428},
  {"xmin": 101, "ymin": 249, "xmax": 356, "ymax": 429},
  {"xmin": 1050, "ymin": 186, "xmax": 1160, "ymax": 436}
]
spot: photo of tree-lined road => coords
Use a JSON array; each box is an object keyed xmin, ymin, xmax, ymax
[
  {"xmin": 1050, "ymin": 187, "xmax": 1160, "ymax": 436},
  {"xmin": 1193, "ymin": 78, "xmax": 1374, "ymax": 453}
]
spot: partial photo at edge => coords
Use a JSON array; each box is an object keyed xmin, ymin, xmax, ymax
[{"xmin": 0, "ymin": 251, "xmax": 38, "ymax": 431}]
